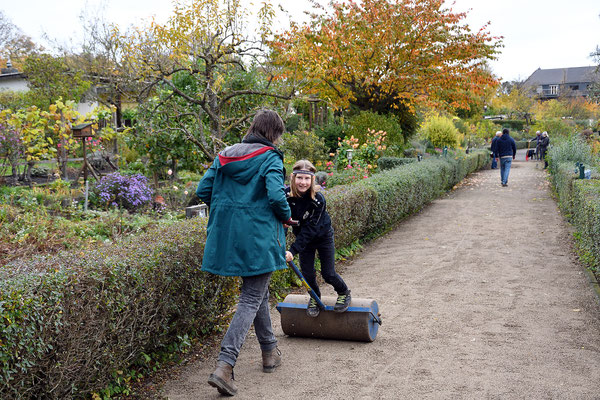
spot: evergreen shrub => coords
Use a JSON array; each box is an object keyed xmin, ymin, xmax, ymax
[
  {"xmin": 280, "ymin": 130, "xmax": 328, "ymax": 165},
  {"xmin": 420, "ymin": 115, "xmax": 460, "ymax": 149},
  {"xmin": 571, "ymin": 180, "xmax": 600, "ymax": 272},
  {"xmin": 547, "ymin": 138, "xmax": 600, "ymax": 279},
  {"xmin": 326, "ymin": 184, "xmax": 377, "ymax": 249},
  {"xmin": 378, "ymin": 157, "xmax": 417, "ymax": 171},
  {"xmin": 0, "ymin": 218, "xmax": 237, "ymax": 399},
  {"xmin": 327, "ymin": 150, "xmax": 489, "ymax": 244},
  {"xmin": 346, "ymin": 111, "xmax": 404, "ymax": 147}
]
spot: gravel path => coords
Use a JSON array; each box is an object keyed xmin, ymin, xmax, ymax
[{"xmin": 162, "ymin": 152, "xmax": 600, "ymax": 399}]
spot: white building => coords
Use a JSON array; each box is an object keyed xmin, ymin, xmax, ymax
[{"xmin": 0, "ymin": 60, "xmax": 98, "ymax": 114}]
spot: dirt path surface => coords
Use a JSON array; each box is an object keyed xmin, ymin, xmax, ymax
[{"xmin": 163, "ymin": 152, "xmax": 600, "ymax": 399}]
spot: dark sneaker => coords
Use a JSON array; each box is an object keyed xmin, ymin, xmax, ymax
[
  {"xmin": 262, "ymin": 347, "xmax": 282, "ymax": 373},
  {"xmin": 334, "ymin": 290, "xmax": 351, "ymax": 312},
  {"xmin": 306, "ymin": 298, "xmax": 320, "ymax": 317}
]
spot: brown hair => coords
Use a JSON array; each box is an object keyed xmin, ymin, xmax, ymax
[
  {"xmin": 244, "ymin": 109, "xmax": 285, "ymax": 144},
  {"xmin": 290, "ymin": 159, "xmax": 317, "ymax": 199}
]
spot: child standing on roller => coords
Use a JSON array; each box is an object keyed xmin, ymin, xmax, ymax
[{"xmin": 285, "ymin": 160, "xmax": 351, "ymax": 317}]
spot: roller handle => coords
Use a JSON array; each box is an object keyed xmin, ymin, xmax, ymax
[{"xmin": 287, "ymin": 260, "xmax": 327, "ymax": 310}]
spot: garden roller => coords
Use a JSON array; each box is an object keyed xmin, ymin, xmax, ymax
[{"xmin": 276, "ymin": 260, "xmax": 382, "ymax": 342}]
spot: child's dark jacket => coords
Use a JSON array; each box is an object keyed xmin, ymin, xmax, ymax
[{"xmin": 285, "ymin": 188, "xmax": 332, "ymax": 256}]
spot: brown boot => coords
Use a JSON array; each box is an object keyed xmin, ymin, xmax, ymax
[
  {"xmin": 208, "ymin": 360, "xmax": 238, "ymax": 396},
  {"xmin": 262, "ymin": 347, "xmax": 281, "ymax": 373}
]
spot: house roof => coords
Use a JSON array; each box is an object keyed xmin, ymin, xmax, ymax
[{"xmin": 524, "ymin": 66, "xmax": 598, "ymax": 86}]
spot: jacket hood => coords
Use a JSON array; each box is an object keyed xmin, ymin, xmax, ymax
[{"xmin": 217, "ymin": 143, "xmax": 275, "ymax": 184}]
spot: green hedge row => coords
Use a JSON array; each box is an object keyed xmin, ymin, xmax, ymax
[
  {"xmin": 548, "ymin": 160, "xmax": 600, "ymax": 274},
  {"xmin": 0, "ymin": 218, "xmax": 237, "ymax": 399},
  {"xmin": 571, "ymin": 180, "xmax": 600, "ymax": 271},
  {"xmin": 549, "ymin": 162, "xmax": 582, "ymax": 214},
  {"xmin": 377, "ymin": 157, "xmax": 416, "ymax": 171},
  {"xmin": 1, "ymin": 150, "xmax": 490, "ymax": 398},
  {"xmin": 327, "ymin": 150, "xmax": 489, "ymax": 248}
]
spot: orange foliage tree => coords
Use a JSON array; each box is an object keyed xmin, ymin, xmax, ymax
[
  {"xmin": 113, "ymin": 0, "xmax": 295, "ymax": 160},
  {"xmin": 271, "ymin": 0, "xmax": 502, "ymax": 133}
]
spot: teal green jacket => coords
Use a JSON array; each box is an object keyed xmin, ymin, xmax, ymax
[{"xmin": 196, "ymin": 142, "xmax": 291, "ymax": 277}]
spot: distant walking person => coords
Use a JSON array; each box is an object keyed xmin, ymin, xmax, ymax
[
  {"xmin": 493, "ymin": 128, "xmax": 517, "ymax": 187},
  {"xmin": 490, "ymin": 131, "xmax": 502, "ymax": 169},
  {"xmin": 539, "ymin": 131, "xmax": 550, "ymax": 169}
]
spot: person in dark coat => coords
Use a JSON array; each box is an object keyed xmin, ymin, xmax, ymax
[
  {"xmin": 197, "ymin": 109, "xmax": 294, "ymax": 396},
  {"xmin": 490, "ymin": 131, "xmax": 502, "ymax": 169},
  {"xmin": 531, "ymin": 130, "xmax": 542, "ymax": 160},
  {"xmin": 284, "ymin": 159, "xmax": 352, "ymax": 318},
  {"xmin": 493, "ymin": 128, "xmax": 517, "ymax": 186},
  {"xmin": 539, "ymin": 131, "xmax": 550, "ymax": 169}
]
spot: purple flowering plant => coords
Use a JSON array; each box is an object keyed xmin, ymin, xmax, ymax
[{"xmin": 95, "ymin": 172, "xmax": 154, "ymax": 212}]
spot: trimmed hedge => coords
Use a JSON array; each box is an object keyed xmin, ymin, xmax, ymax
[
  {"xmin": 547, "ymin": 136, "xmax": 600, "ymax": 278},
  {"xmin": 377, "ymin": 157, "xmax": 417, "ymax": 171},
  {"xmin": 547, "ymin": 145, "xmax": 600, "ymax": 275},
  {"xmin": 549, "ymin": 162, "xmax": 583, "ymax": 214},
  {"xmin": 571, "ymin": 180, "xmax": 600, "ymax": 271},
  {"xmin": 1, "ymin": 218, "xmax": 237, "ymax": 399},
  {"xmin": 1, "ymin": 150, "xmax": 490, "ymax": 398},
  {"xmin": 326, "ymin": 183, "xmax": 378, "ymax": 248},
  {"xmin": 326, "ymin": 150, "xmax": 489, "ymax": 248}
]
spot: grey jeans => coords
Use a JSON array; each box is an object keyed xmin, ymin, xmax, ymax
[{"xmin": 218, "ymin": 272, "xmax": 277, "ymax": 367}]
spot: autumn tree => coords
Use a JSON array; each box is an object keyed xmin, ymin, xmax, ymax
[
  {"xmin": 22, "ymin": 53, "xmax": 92, "ymax": 108},
  {"xmin": 533, "ymin": 98, "xmax": 599, "ymax": 121},
  {"xmin": 0, "ymin": 11, "xmax": 40, "ymax": 68},
  {"xmin": 1, "ymin": 106, "xmax": 56, "ymax": 182},
  {"xmin": 271, "ymin": 0, "xmax": 501, "ymax": 136},
  {"xmin": 114, "ymin": 0, "xmax": 295, "ymax": 161},
  {"xmin": 60, "ymin": 10, "xmax": 142, "ymax": 131},
  {"xmin": 489, "ymin": 81, "xmax": 536, "ymax": 124}
]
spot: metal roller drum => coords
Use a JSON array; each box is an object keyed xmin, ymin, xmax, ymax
[{"xmin": 277, "ymin": 294, "xmax": 381, "ymax": 342}]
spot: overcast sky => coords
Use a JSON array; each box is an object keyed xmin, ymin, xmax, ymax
[{"xmin": 2, "ymin": 0, "xmax": 599, "ymax": 82}]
